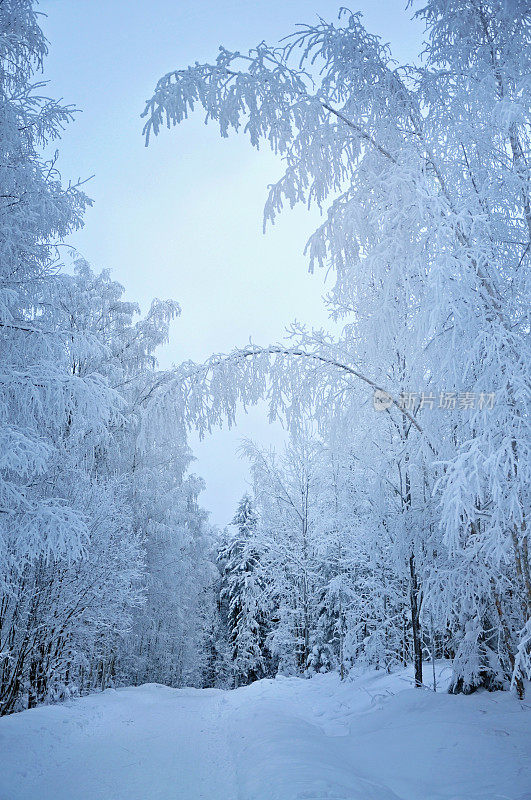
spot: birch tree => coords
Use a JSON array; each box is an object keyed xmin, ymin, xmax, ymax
[{"xmin": 144, "ymin": 0, "xmax": 530, "ymax": 693}]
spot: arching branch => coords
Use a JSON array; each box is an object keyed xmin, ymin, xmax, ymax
[{"xmin": 165, "ymin": 344, "xmax": 432, "ymax": 448}]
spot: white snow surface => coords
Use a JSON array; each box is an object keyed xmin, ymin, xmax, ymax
[{"xmin": 0, "ymin": 665, "xmax": 529, "ymax": 800}]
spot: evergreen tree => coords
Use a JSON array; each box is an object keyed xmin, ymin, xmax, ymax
[{"xmin": 218, "ymin": 495, "xmax": 270, "ymax": 686}]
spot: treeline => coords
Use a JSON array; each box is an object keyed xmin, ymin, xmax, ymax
[
  {"xmin": 0, "ymin": 3, "xmax": 215, "ymax": 715},
  {"xmin": 208, "ymin": 424, "xmax": 526, "ymax": 695}
]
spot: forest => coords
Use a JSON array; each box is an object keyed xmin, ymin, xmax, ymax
[{"xmin": 0, "ymin": 0, "xmax": 530, "ymax": 797}]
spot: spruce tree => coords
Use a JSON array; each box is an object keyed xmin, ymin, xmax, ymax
[{"xmin": 218, "ymin": 495, "xmax": 270, "ymax": 687}]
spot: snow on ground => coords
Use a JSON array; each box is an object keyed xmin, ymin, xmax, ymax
[{"xmin": 0, "ymin": 665, "xmax": 529, "ymax": 800}]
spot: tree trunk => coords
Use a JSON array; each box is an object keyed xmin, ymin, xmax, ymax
[{"xmin": 409, "ymin": 553, "xmax": 423, "ymax": 688}]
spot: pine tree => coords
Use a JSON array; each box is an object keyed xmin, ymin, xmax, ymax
[{"xmin": 218, "ymin": 495, "xmax": 270, "ymax": 687}]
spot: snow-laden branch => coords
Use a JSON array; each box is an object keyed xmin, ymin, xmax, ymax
[{"xmin": 148, "ymin": 340, "xmax": 430, "ymax": 449}]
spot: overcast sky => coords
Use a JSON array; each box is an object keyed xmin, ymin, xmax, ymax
[{"xmin": 39, "ymin": 0, "xmax": 423, "ymax": 527}]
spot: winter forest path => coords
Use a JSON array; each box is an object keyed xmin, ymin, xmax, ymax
[
  {"xmin": 0, "ymin": 684, "xmax": 239, "ymax": 800},
  {"xmin": 0, "ymin": 666, "xmax": 529, "ymax": 800}
]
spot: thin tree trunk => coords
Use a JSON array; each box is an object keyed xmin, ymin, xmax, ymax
[{"xmin": 409, "ymin": 552, "xmax": 423, "ymax": 688}]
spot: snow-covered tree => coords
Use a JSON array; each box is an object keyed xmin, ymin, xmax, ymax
[
  {"xmin": 145, "ymin": 0, "xmax": 530, "ymax": 695},
  {"xmin": 47, "ymin": 259, "xmax": 216, "ymax": 692},
  {"xmin": 0, "ymin": 0, "xmax": 217, "ymax": 710},
  {"xmin": 243, "ymin": 436, "xmax": 326, "ymax": 676},
  {"xmin": 0, "ymin": 1, "xmax": 111, "ymax": 713},
  {"xmin": 218, "ymin": 494, "xmax": 271, "ymax": 686}
]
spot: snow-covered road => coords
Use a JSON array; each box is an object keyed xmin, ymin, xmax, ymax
[
  {"xmin": 0, "ymin": 667, "xmax": 529, "ymax": 800},
  {"xmin": 0, "ymin": 685, "xmax": 239, "ymax": 800}
]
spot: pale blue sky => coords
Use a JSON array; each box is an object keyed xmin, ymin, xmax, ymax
[{"xmin": 39, "ymin": 0, "xmax": 423, "ymax": 526}]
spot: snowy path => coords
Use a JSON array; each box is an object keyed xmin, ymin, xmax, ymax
[
  {"xmin": 0, "ymin": 667, "xmax": 529, "ymax": 800},
  {"xmin": 0, "ymin": 685, "xmax": 238, "ymax": 800}
]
